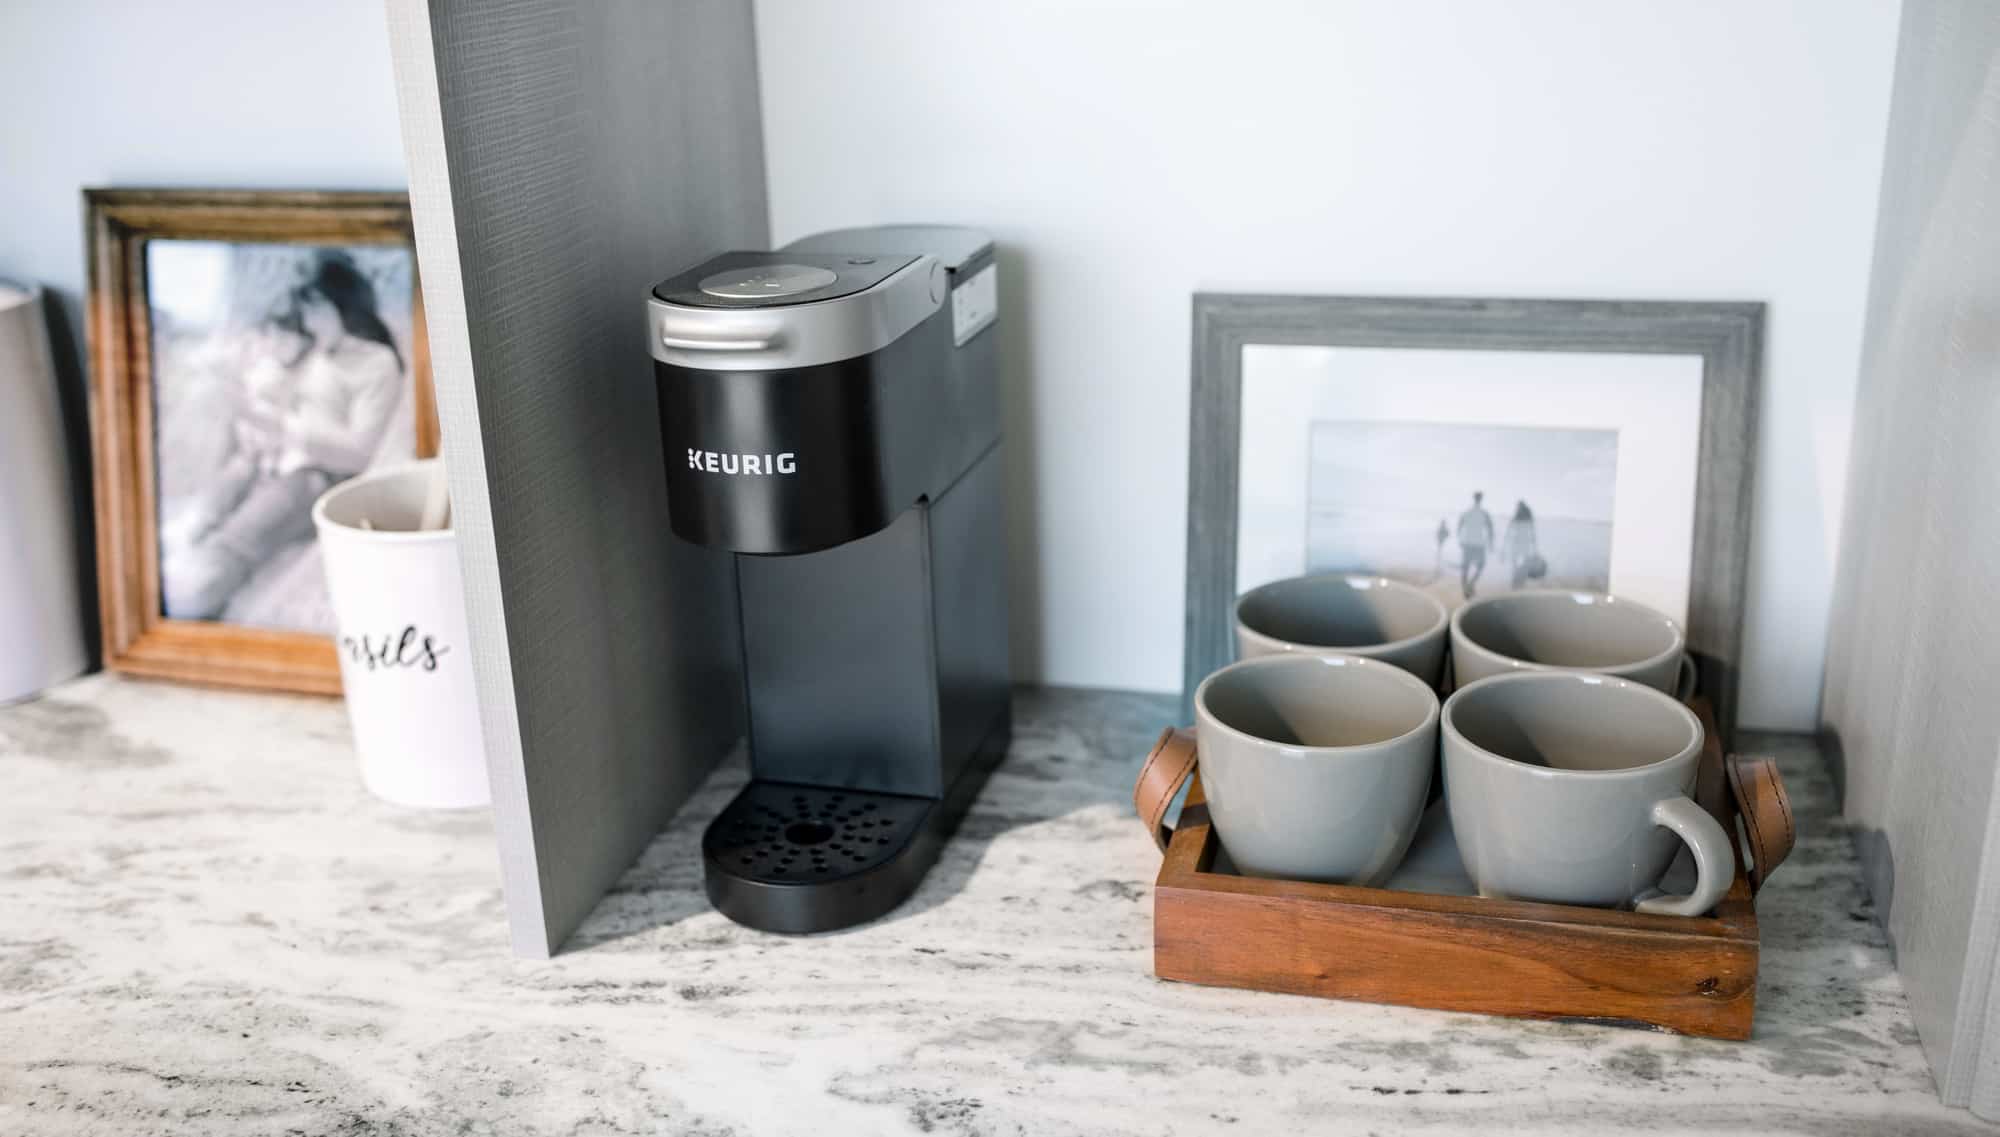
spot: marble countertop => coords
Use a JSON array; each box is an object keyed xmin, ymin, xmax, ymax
[{"xmin": 0, "ymin": 674, "xmax": 1986, "ymax": 1136}]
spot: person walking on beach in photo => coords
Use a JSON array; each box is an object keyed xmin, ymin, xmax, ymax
[
  {"xmin": 1456, "ymin": 491, "xmax": 1494, "ymax": 599},
  {"xmin": 1432, "ymin": 518, "xmax": 1449, "ymax": 580},
  {"xmin": 1503, "ymin": 499, "xmax": 1540, "ymax": 589}
]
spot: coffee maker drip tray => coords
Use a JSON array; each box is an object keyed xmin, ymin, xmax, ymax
[{"xmin": 700, "ymin": 780, "xmax": 941, "ymax": 933}]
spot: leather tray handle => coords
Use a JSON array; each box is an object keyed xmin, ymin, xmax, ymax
[
  {"xmin": 1726, "ymin": 752, "xmax": 1795, "ymax": 894},
  {"xmin": 1134, "ymin": 727, "xmax": 1200, "ymax": 853}
]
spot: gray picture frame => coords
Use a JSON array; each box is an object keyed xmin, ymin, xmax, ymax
[{"xmin": 1184, "ymin": 295, "xmax": 1764, "ymax": 745}]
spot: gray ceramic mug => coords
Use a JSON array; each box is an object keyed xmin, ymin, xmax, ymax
[
  {"xmin": 1451, "ymin": 590, "xmax": 1691, "ymax": 696},
  {"xmin": 1441, "ymin": 671, "xmax": 1733, "ymax": 916},
  {"xmin": 1193, "ymin": 653, "xmax": 1439, "ymax": 884},
  {"xmin": 1236, "ymin": 573, "xmax": 1449, "ymax": 685}
]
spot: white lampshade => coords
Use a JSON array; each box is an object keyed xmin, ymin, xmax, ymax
[{"xmin": 0, "ymin": 282, "xmax": 88, "ymax": 702}]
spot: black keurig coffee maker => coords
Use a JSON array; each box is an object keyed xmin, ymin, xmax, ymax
[{"xmin": 647, "ymin": 226, "xmax": 1010, "ymax": 934}]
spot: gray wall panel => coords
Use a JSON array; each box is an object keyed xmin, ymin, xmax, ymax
[
  {"xmin": 388, "ymin": 0, "xmax": 766, "ymax": 956},
  {"xmin": 1822, "ymin": 0, "xmax": 2000, "ymax": 1114}
]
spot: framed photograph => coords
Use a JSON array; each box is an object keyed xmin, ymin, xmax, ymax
[
  {"xmin": 86, "ymin": 189, "xmax": 437, "ymax": 694},
  {"xmin": 1185, "ymin": 296, "xmax": 1762, "ymax": 741}
]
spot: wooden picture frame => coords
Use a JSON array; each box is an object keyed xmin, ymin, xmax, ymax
[
  {"xmin": 1184, "ymin": 295, "xmax": 1763, "ymax": 744},
  {"xmin": 85, "ymin": 189, "xmax": 438, "ymax": 694}
]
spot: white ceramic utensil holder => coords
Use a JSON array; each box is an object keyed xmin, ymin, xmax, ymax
[{"xmin": 313, "ymin": 460, "xmax": 489, "ymax": 809}]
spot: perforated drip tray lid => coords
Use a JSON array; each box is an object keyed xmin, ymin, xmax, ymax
[{"xmin": 703, "ymin": 780, "xmax": 932, "ymax": 886}]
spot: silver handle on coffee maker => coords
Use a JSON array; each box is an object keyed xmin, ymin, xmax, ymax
[{"xmin": 659, "ymin": 331, "xmax": 780, "ymax": 353}]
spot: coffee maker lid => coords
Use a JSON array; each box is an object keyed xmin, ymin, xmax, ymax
[
  {"xmin": 782, "ymin": 225, "xmax": 992, "ymax": 278},
  {"xmin": 651, "ymin": 251, "xmax": 917, "ymax": 311},
  {"xmin": 648, "ymin": 252, "xmax": 944, "ymax": 371}
]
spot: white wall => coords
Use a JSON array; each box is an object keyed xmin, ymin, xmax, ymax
[
  {"xmin": 0, "ymin": 0, "xmax": 407, "ymax": 334},
  {"xmin": 755, "ymin": 0, "xmax": 1899, "ymax": 729}
]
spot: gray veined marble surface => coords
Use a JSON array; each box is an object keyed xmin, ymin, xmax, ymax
[{"xmin": 0, "ymin": 674, "xmax": 1987, "ymax": 1136}]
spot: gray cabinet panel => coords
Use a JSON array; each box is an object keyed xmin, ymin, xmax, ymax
[
  {"xmin": 387, "ymin": 0, "xmax": 768, "ymax": 956},
  {"xmin": 1823, "ymin": 0, "xmax": 2000, "ymax": 1115}
]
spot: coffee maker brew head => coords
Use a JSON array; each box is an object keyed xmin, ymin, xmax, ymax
[{"xmin": 648, "ymin": 237, "xmax": 986, "ymax": 555}]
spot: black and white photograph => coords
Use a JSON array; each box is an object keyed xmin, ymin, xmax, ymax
[
  {"xmin": 1228, "ymin": 340, "xmax": 1703, "ymax": 631},
  {"xmin": 1305, "ymin": 420, "xmax": 1618, "ymax": 606},
  {"xmin": 149, "ymin": 239, "xmax": 420, "ymax": 634}
]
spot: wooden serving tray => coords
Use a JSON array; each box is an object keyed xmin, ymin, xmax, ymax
[{"xmin": 1140, "ymin": 699, "xmax": 1786, "ymax": 1040}]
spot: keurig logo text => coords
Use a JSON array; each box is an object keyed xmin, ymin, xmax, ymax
[{"xmin": 687, "ymin": 449, "xmax": 797, "ymax": 476}]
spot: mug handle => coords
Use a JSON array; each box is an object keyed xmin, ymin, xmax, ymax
[
  {"xmin": 1635, "ymin": 794, "xmax": 1734, "ymax": 916},
  {"xmin": 1674, "ymin": 654, "xmax": 1698, "ymax": 701}
]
